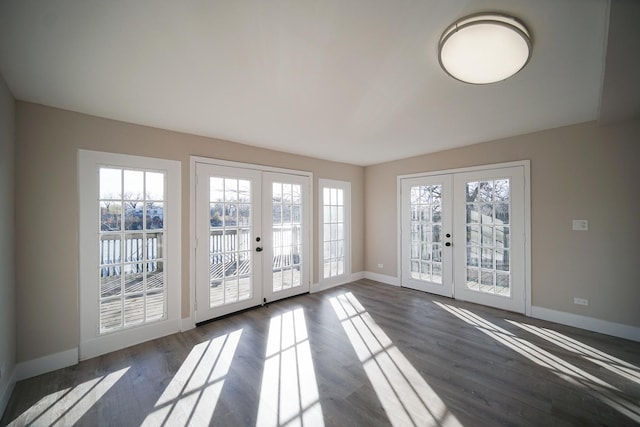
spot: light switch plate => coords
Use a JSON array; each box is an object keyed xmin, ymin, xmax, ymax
[{"xmin": 572, "ymin": 219, "xmax": 589, "ymax": 231}]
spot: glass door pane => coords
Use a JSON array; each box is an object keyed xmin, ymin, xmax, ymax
[
  {"xmin": 208, "ymin": 177, "xmax": 254, "ymax": 307},
  {"xmin": 195, "ymin": 164, "xmax": 262, "ymax": 323},
  {"xmin": 463, "ymin": 178, "xmax": 511, "ymax": 296},
  {"xmin": 401, "ymin": 175, "xmax": 453, "ymax": 297},
  {"xmin": 453, "ymin": 166, "xmax": 525, "ymax": 313},
  {"xmin": 271, "ymin": 182, "xmax": 303, "ymax": 292},
  {"xmin": 263, "ymin": 173, "xmax": 310, "ymax": 303}
]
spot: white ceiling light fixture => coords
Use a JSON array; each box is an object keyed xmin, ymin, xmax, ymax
[{"xmin": 438, "ymin": 12, "xmax": 532, "ymax": 84}]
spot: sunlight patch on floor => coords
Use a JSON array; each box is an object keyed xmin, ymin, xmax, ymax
[
  {"xmin": 506, "ymin": 319, "xmax": 640, "ymax": 386},
  {"xmin": 8, "ymin": 367, "xmax": 129, "ymax": 426},
  {"xmin": 435, "ymin": 301, "xmax": 640, "ymax": 423},
  {"xmin": 142, "ymin": 329, "xmax": 242, "ymax": 426},
  {"xmin": 331, "ymin": 292, "xmax": 461, "ymax": 427},
  {"xmin": 256, "ymin": 307, "xmax": 324, "ymax": 427}
]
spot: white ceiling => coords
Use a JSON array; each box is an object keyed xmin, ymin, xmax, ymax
[{"xmin": 0, "ymin": 0, "xmax": 617, "ymax": 165}]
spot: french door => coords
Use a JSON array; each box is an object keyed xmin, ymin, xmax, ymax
[
  {"xmin": 401, "ymin": 165, "xmax": 526, "ymax": 313},
  {"xmin": 195, "ymin": 163, "xmax": 311, "ymax": 323}
]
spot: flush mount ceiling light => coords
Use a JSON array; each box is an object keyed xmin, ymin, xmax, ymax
[{"xmin": 438, "ymin": 12, "xmax": 532, "ymax": 84}]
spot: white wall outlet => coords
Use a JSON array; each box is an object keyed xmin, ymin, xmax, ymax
[
  {"xmin": 572, "ymin": 219, "xmax": 589, "ymax": 231},
  {"xmin": 377, "ymin": 263, "xmax": 383, "ymax": 269},
  {"xmin": 574, "ymin": 297, "xmax": 589, "ymax": 306}
]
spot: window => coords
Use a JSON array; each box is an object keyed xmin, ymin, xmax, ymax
[
  {"xmin": 98, "ymin": 168, "xmax": 167, "ymax": 332},
  {"xmin": 79, "ymin": 151, "xmax": 181, "ymax": 359},
  {"xmin": 319, "ymin": 179, "xmax": 351, "ymax": 287}
]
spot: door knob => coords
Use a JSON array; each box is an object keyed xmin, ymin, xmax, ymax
[
  {"xmin": 446, "ymin": 233, "xmax": 451, "ymax": 238},
  {"xmin": 256, "ymin": 247, "xmax": 263, "ymax": 252},
  {"xmin": 445, "ymin": 242, "xmax": 451, "ymax": 247}
]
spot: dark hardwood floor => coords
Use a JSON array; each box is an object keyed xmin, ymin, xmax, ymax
[{"xmin": 3, "ymin": 279, "xmax": 640, "ymax": 426}]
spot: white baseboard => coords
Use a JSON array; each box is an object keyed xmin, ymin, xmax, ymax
[
  {"xmin": 16, "ymin": 348, "xmax": 78, "ymax": 381},
  {"xmin": 80, "ymin": 319, "xmax": 181, "ymax": 361},
  {"xmin": 363, "ymin": 272, "xmax": 400, "ymax": 287},
  {"xmin": 351, "ymin": 271, "xmax": 365, "ymax": 281},
  {"xmin": 312, "ymin": 272, "xmax": 364, "ymax": 293},
  {"xmin": 531, "ymin": 306, "xmax": 640, "ymax": 343},
  {"xmin": 0, "ymin": 366, "xmax": 17, "ymax": 418}
]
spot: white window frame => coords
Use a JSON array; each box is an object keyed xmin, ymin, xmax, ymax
[
  {"xmin": 317, "ymin": 179, "xmax": 351, "ymax": 290},
  {"xmin": 78, "ymin": 150, "xmax": 181, "ymax": 360}
]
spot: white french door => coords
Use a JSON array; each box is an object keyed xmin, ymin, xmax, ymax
[
  {"xmin": 401, "ymin": 165, "xmax": 527, "ymax": 313},
  {"xmin": 401, "ymin": 175, "xmax": 453, "ymax": 297},
  {"xmin": 195, "ymin": 163, "xmax": 311, "ymax": 323}
]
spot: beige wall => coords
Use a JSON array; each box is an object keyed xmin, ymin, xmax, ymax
[
  {"xmin": 0, "ymin": 75, "xmax": 16, "ymax": 403},
  {"xmin": 14, "ymin": 101, "xmax": 364, "ymax": 362},
  {"xmin": 13, "ymin": 99, "xmax": 640, "ymax": 364},
  {"xmin": 365, "ymin": 119, "xmax": 640, "ymax": 328}
]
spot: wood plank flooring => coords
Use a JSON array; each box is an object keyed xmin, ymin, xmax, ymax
[{"xmin": 3, "ymin": 279, "xmax": 640, "ymax": 426}]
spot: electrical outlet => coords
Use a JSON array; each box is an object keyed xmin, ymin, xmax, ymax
[
  {"xmin": 574, "ymin": 297, "xmax": 589, "ymax": 306},
  {"xmin": 377, "ymin": 263, "xmax": 383, "ymax": 269}
]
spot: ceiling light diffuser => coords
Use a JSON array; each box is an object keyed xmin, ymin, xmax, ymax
[{"xmin": 438, "ymin": 13, "xmax": 532, "ymax": 84}]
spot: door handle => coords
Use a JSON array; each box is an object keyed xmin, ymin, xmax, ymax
[{"xmin": 256, "ymin": 247, "xmax": 263, "ymax": 252}]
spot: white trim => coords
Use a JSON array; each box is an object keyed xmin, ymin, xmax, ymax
[
  {"xmin": 531, "ymin": 306, "xmax": 640, "ymax": 343},
  {"xmin": 181, "ymin": 317, "xmax": 195, "ymax": 332},
  {"xmin": 78, "ymin": 150, "xmax": 182, "ymax": 360},
  {"xmin": 0, "ymin": 367, "xmax": 16, "ymax": 417},
  {"xmin": 351, "ymin": 271, "xmax": 365, "ymax": 281},
  {"xmin": 15, "ymin": 348, "xmax": 78, "ymax": 381},
  {"xmin": 312, "ymin": 271, "xmax": 363, "ymax": 293},
  {"xmin": 80, "ymin": 320, "xmax": 181, "ymax": 360},
  {"xmin": 363, "ymin": 272, "xmax": 401, "ymax": 286},
  {"xmin": 188, "ymin": 156, "xmax": 197, "ymax": 331},
  {"xmin": 396, "ymin": 160, "xmax": 531, "ymax": 180},
  {"xmin": 190, "ymin": 155, "xmax": 312, "ymax": 177}
]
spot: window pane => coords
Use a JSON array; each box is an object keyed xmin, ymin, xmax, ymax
[
  {"xmin": 466, "ymin": 182, "xmax": 478, "ymax": 202},
  {"xmin": 124, "ymin": 294, "xmax": 145, "ymax": 326},
  {"xmin": 100, "ymin": 202, "xmax": 122, "ymax": 231},
  {"xmin": 124, "ymin": 233, "xmax": 144, "ymax": 262},
  {"xmin": 292, "ymin": 184, "xmax": 301, "ymax": 204},
  {"xmin": 146, "ymin": 290, "xmax": 164, "ymax": 321},
  {"xmin": 238, "ymin": 180, "xmax": 251, "ymax": 203},
  {"xmin": 148, "ymin": 261, "xmax": 164, "ymax": 291},
  {"xmin": 211, "ymin": 203, "xmax": 224, "ymax": 227},
  {"xmin": 100, "ymin": 298, "xmax": 122, "ymax": 332},
  {"xmin": 146, "ymin": 172, "xmax": 164, "ymax": 200},
  {"xmin": 100, "ymin": 168, "xmax": 122, "ymax": 199},
  {"xmin": 124, "ymin": 263, "xmax": 144, "ymax": 293},
  {"xmin": 272, "ymin": 182, "xmax": 282, "ymax": 203},
  {"xmin": 100, "ymin": 266, "xmax": 121, "ymax": 298},
  {"xmin": 124, "ymin": 170, "xmax": 144, "ymax": 200},
  {"xmin": 146, "ymin": 202, "xmax": 163, "ymax": 229},
  {"xmin": 147, "ymin": 233, "xmax": 163, "ymax": 260},
  {"xmin": 225, "ymin": 179, "xmax": 238, "ymax": 202},
  {"xmin": 238, "ymin": 204, "xmax": 251, "ymax": 227},
  {"xmin": 210, "ymin": 177, "xmax": 224, "ymax": 202},
  {"xmin": 100, "ymin": 235, "xmax": 120, "ymax": 265},
  {"xmin": 124, "ymin": 202, "xmax": 144, "ymax": 230}
]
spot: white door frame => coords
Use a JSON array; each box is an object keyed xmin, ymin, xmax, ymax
[
  {"xmin": 188, "ymin": 156, "xmax": 313, "ymax": 328},
  {"xmin": 397, "ymin": 160, "xmax": 531, "ymax": 315}
]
